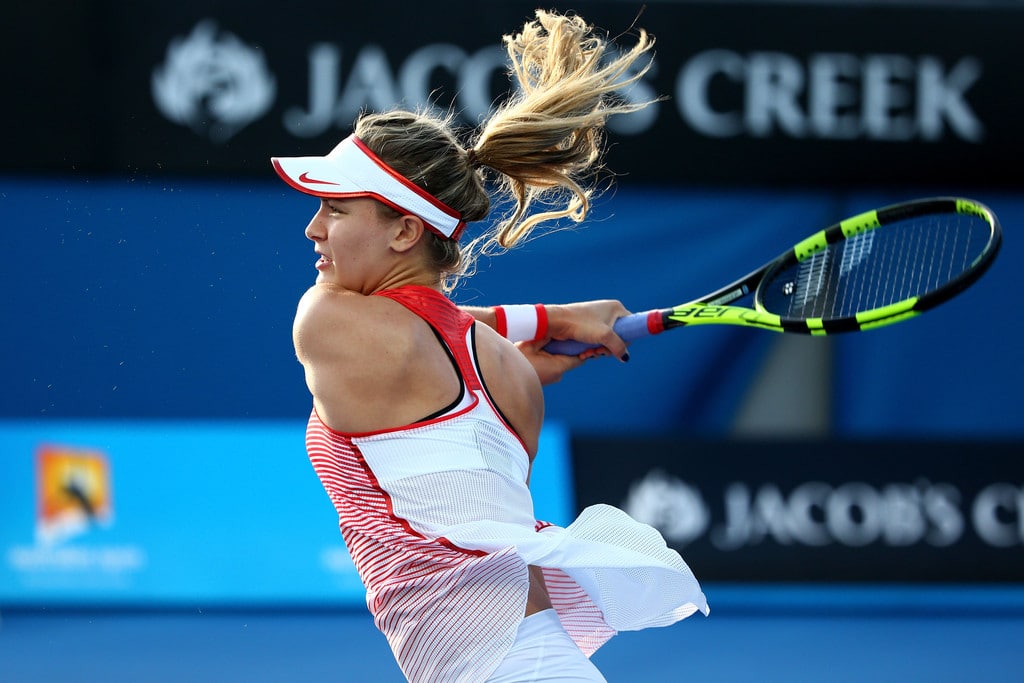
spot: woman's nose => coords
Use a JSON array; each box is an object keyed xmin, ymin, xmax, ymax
[{"xmin": 304, "ymin": 212, "xmax": 324, "ymax": 241}]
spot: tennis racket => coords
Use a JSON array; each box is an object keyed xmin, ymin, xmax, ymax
[{"xmin": 545, "ymin": 197, "xmax": 1002, "ymax": 355}]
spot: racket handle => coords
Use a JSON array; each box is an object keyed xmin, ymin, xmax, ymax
[{"xmin": 542, "ymin": 311, "xmax": 656, "ymax": 356}]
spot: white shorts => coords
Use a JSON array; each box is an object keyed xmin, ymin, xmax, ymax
[{"xmin": 485, "ymin": 609, "xmax": 608, "ymax": 683}]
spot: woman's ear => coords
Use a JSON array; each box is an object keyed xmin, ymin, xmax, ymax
[{"xmin": 389, "ymin": 214, "xmax": 426, "ymax": 253}]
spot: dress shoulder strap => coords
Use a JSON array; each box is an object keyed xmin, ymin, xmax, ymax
[{"xmin": 374, "ymin": 285, "xmax": 482, "ymax": 391}]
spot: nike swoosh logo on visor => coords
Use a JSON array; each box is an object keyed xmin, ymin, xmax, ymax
[{"xmin": 298, "ymin": 172, "xmax": 340, "ymax": 185}]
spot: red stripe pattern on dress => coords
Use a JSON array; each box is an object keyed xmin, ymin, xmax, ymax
[{"xmin": 307, "ymin": 411, "xmax": 529, "ymax": 682}]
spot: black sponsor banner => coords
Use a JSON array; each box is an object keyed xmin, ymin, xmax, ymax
[
  {"xmin": 571, "ymin": 437, "xmax": 1024, "ymax": 582},
  {"xmin": 4, "ymin": 1, "xmax": 1024, "ymax": 187}
]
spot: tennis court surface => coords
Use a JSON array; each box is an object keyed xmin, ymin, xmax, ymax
[{"xmin": 4, "ymin": 585, "xmax": 1022, "ymax": 682}]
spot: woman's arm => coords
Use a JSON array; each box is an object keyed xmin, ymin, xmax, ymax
[{"xmin": 462, "ymin": 300, "xmax": 631, "ymax": 385}]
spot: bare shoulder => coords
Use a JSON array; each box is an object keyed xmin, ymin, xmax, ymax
[
  {"xmin": 473, "ymin": 320, "xmax": 545, "ymax": 455},
  {"xmin": 294, "ymin": 284, "xmax": 357, "ymax": 362},
  {"xmin": 292, "ymin": 284, "xmax": 461, "ymax": 433},
  {"xmin": 295, "ymin": 283, "xmax": 356, "ymax": 323},
  {"xmin": 474, "ymin": 323, "xmax": 540, "ymax": 390},
  {"xmin": 293, "ymin": 284, "xmax": 407, "ymax": 362}
]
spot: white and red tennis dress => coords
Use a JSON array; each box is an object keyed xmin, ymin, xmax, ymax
[{"xmin": 305, "ymin": 285, "xmax": 708, "ymax": 683}]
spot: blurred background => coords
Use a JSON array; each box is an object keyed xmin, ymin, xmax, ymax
[{"xmin": 2, "ymin": 0, "xmax": 1022, "ymax": 680}]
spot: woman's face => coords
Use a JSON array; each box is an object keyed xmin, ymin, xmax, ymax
[{"xmin": 304, "ymin": 197, "xmax": 397, "ymax": 292}]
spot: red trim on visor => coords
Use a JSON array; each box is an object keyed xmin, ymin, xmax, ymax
[
  {"xmin": 270, "ymin": 138, "xmax": 468, "ymax": 241},
  {"xmin": 349, "ymin": 137, "xmax": 466, "ymax": 236}
]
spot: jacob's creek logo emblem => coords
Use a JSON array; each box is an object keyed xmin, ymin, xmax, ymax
[
  {"xmin": 624, "ymin": 470, "xmax": 711, "ymax": 547},
  {"xmin": 152, "ymin": 19, "xmax": 276, "ymax": 143},
  {"xmin": 37, "ymin": 445, "xmax": 113, "ymax": 545}
]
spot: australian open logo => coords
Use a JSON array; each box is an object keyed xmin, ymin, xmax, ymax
[
  {"xmin": 5, "ymin": 442, "xmax": 146, "ymax": 586},
  {"xmin": 152, "ymin": 20, "xmax": 276, "ymax": 143},
  {"xmin": 36, "ymin": 444, "xmax": 114, "ymax": 545}
]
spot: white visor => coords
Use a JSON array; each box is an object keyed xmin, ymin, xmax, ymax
[{"xmin": 271, "ymin": 135, "xmax": 466, "ymax": 240}]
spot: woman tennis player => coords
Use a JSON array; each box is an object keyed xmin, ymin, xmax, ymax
[{"xmin": 272, "ymin": 10, "xmax": 708, "ymax": 682}]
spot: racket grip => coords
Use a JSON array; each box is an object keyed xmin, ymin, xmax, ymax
[{"xmin": 542, "ymin": 311, "xmax": 654, "ymax": 356}]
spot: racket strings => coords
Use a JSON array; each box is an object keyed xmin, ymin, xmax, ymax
[
  {"xmin": 841, "ymin": 231, "xmax": 874, "ymax": 316},
  {"xmin": 763, "ymin": 212, "xmax": 990, "ymax": 320},
  {"xmin": 795, "ymin": 248, "xmax": 830, "ymax": 310}
]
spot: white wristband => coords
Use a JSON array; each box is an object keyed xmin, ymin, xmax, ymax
[{"xmin": 494, "ymin": 304, "xmax": 548, "ymax": 342}]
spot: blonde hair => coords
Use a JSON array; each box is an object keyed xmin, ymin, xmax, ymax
[{"xmin": 354, "ymin": 10, "xmax": 656, "ymax": 291}]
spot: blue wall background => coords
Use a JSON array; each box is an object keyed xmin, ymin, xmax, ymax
[{"xmin": 3, "ymin": 177, "xmax": 1021, "ymax": 437}]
